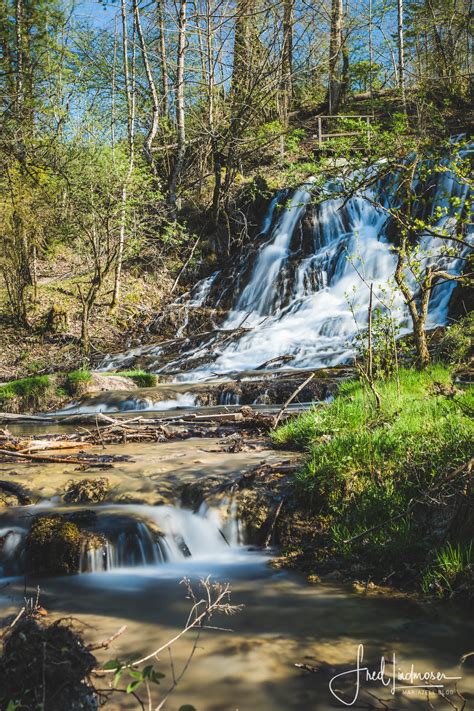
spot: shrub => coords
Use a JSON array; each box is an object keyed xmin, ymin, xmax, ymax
[{"xmin": 436, "ymin": 312, "xmax": 473, "ymax": 364}]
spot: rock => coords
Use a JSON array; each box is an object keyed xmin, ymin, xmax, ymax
[
  {"xmin": 63, "ymin": 477, "xmax": 110, "ymax": 504},
  {"xmin": 85, "ymin": 373, "xmax": 138, "ymax": 393},
  {"xmin": 24, "ymin": 515, "xmax": 105, "ymax": 575},
  {"xmin": 0, "ymin": 480, "xmax": 32, "ymax": 507}
]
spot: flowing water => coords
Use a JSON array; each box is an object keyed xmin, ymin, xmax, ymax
[
  {"xmin": 1, "ymin": 149, "xmax": 473, "ymax": 708},
  {"xmin": 98, "ymin": 144, "xmax": 472, "ymax": 388},
  {"xmin": 1, "ymin": 437, "xmax": 473, "ymax": 709}
]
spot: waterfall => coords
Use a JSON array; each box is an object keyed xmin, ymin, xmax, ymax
[{"xmin": 97, "ymin": 145, "xmax": 471, "ymax": 380}]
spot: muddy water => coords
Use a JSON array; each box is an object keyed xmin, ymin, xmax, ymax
[{"xmin": 0, "ymin": 437, "xmax": 473, "ymax": 710}]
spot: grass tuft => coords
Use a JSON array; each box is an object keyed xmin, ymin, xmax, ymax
[
  {"xmin": 112, "ymin": 370, "xmax": 158, "ymax": 388},
  {"xmin": 0, "ymin": 375, "xmax": 51, "ymax": 408}
]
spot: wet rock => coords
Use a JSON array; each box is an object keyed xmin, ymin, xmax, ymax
[
  {"xmin": 24, "ymin": 515, "xmax": 105, "ymax": 575},
  {"xmin": 0, "ymin": 480, "xmax": 32, "ymax": 507},
  {"xmin": 64, "ymin": 477, "xmax": 110, "ymax": 504}
]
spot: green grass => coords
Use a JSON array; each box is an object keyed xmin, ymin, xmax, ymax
[
  {"xmin": 65, "ymin": 369, "xmax": 92, "ymax": 395},
  {"xmin": 422, "ymin": 542, "xmax": 473, "ymax": 598},
  {"xmin": 112, "ymin": 370, "xmax": 157, "ymax": 388},
  {"xmin": 272, "ymin": 365, "xmax": 474, "ymax": 590},
  {"xmin": 0, "ymin": 375, "xmax": 51, "ymax": 407}
]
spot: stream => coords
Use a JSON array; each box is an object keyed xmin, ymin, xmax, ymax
[
  {"xmin": 0, "ymin": 146, "xmax": 473, "ymax": 709},
  {"xmin": 1, "ymin": 434, "xmax": 473, "ymax": 710}
]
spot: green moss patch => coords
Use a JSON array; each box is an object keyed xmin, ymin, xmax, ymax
[{"xmin": 111, "ymin": 370, "xmax": 157, "ymax": 387}]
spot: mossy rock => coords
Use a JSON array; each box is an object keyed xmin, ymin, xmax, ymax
[{"xmin": 24, "ymin": 515, "xmax": 104, "ymax": 575}]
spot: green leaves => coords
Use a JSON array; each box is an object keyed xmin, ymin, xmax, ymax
[{"xmin": 103, "ymin": 657, "xmax": 166, "ymax": 695}]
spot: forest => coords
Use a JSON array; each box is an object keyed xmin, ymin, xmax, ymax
[{"xmin": 0, "ymin": 0, "xmax": 473, "ymax": 710}]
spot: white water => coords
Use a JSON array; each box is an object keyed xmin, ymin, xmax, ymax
[
  {"xmin": 54, "ymin": 392, "xmax": 197, "ymax": 416},
  {"xmin": 0, "ymin": 501, "xmax": 248, "ymax": 577},
  {"xmin": 99, "ymin": 147, "xmax": 471, "ymax": 381}
]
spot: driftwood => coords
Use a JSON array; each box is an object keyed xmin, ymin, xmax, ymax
[{"xmin": 0, "ymin": 448, "xmax": 102, "ymax": 465}]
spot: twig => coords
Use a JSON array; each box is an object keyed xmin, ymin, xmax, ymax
[
  {"xmin": 87, "ymin": 625, "xmax": 127, "ymax": 652},
  {"xmin": 273, "ymin": 372, "xmax": 315, "ymax": 427}
]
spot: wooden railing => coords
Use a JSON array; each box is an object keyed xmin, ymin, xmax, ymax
[{"xmin": 316, "ymin": 115, "xmax": 374, "ymax": 149}]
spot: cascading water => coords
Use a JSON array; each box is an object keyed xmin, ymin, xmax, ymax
[
  {"xmin": 99, "ymin": 144, "xmax": 472, "ymax": 382},
  {"xmin": 0, "ymin": 501, "xmax": 246, "ymax": 577}
]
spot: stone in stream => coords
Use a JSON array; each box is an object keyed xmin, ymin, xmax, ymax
[{"xmin": 24, "ymin": 514, "xmax": 105, "ymax": 575}]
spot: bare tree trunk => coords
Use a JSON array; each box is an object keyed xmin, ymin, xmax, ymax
[
  {"xmin": 397, "ymin": 0, "xmax": 406, "ymax": 107},
  {"xmin": 134, "ymin": 0, "xmax": 160, "ymax": 169},
  {"xmin": 157, "ymin": 0, "xmax": 169, "ymax": 119},
  {"xmin": 281, "ymin": 0, "xmax": 293, "ymax": 124},
  {"xmin": 112, "ymin": 0, "xmax": 136, "ymax": 308},
  {"xmin": 327, "ymin": 0, "xmax": 344, "ymax": 114},
  {"xmin": 167, "ymin": 0, "xmax": 187, "ymax": 216}
]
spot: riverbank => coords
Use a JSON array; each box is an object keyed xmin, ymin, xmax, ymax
[{"xmin": 271, "ymin": 361, "xmax": 473, "ymax": 600}]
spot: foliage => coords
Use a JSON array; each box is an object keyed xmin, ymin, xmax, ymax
[
  {"xmin": 422, "ymin": 542, "xmax": 473, "ymax": 599},
  {"xmin": 435, "ymin": 312, "xmax": 473, "ymax": 364},
  {"xmin": 273, "ymin": 366, "xmax": 474, "ymax": 590}
]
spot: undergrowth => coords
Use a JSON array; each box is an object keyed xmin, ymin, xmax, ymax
[{"xmin": 272, "ymin": 365, "xmax": 474, "ymax": 596}]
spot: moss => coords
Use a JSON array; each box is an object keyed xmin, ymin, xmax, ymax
[
  {"xmin": 113, "ymin": 370, "xmax": 157, "ymax": 387},
  {"xmin": 24, "ymin": 514, "xmax": 103, "ymax": 575},
  {"xmin": 64, "ymin": 477, "xmax": 110, "ymax": 504},
  {"xmin": 0, "ymin": 375, "xmax": 50, "ymax": 409}
]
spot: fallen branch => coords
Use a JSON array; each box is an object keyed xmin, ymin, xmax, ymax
[{"xmin": 273, "ymin": 372, "xmax": 316, "ymax": 427}]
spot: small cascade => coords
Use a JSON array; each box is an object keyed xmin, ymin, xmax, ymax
[
  {"xmin": 0, "ymin": 501, "xmax": 249, "ymax": 577},
  {"xmin": 0, "ymin": 527, "xmax": 24, "ymax": 575}
]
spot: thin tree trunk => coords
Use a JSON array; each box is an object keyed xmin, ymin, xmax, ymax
[
  {"xmin": 134, "ymin": 0, "xmax": 160, "ymax": 169},
  {"xmin": 157, "ymin": 0, "xmax": 169, "ymax": 119},
  {"xmin": 328, "ymin": 0, "xmax": 344, "ymax": 113},
  {"xmin": 397, "ymin": 0, "xmax": 406, "ymax": 107},
  {"xmin": 112, "ymin": 0, "xmax": 136, "ymax": 308},
  {"xmin": 281, "ymin": 0, "xmax": 293, "ymax": 125},
  {"xmin": 167, "ymin": 0, "xmax": 187, "ymax": 216}
]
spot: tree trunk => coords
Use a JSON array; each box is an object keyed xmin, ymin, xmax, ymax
[
  {"xmin": 327, "ymin": 0, "xmax": 344, "ymax": 114},
  {"xmin": 134, "ymin": 0, "xmax": 160, "ymax": 170},
  {"xmin": 397, "ymin": 0, "xmax": 406, "ymax": 107},
  {"xmin": 281, "ymin": 0, "xmax": 293, "ymax": 124},
  {"xmin": 167, "ymin": 0, "xmax": 187, "ymax": 216},
  {"xmin": 112, "ymin": 0, "xmax": 136, "ymax": 308},
  {"xmin": 157, "ymin": 0, "xmax": 169, "ymax": 119}
]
